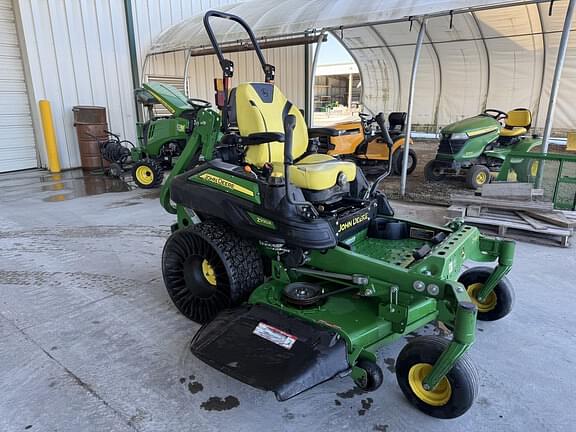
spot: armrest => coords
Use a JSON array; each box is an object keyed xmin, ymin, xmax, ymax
[
  {"xmin": 308, "ymin": 127, "xmax": 341, "ymax": 138},
  {"xmin": 242, "ymin": 132, "xmax": 285, "ymax": 145}
]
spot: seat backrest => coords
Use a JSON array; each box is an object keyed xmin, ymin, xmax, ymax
[
  {"xmin": 388, "ymin": 112, "xmax": 407, "ymax": 131},
  {"xmin": 234, "ymin": 83, "xmax": 308, "ymax": 166},
  {"xmin": 505, "ymin": 108, "xmax": 532, "ymax": 129}
]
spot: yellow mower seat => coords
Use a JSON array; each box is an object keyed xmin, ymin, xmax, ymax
[
  {"xmin": 234, "ymin": 82, "xmax": 357, "ymax": 191},
  {"xmin": 500, "ymin": 108, "xmax": 532, "ymax": 138},
  {"xmin": 500, "ymin": 127, "xmax": 527, "ymax": 138},
  {"xmin": 287, "ymin": 154, "xmax": 357, "ymax": 191}
]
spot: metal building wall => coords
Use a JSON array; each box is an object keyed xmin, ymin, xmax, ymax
[
  {"xmin": 15, "ymin": 0, "xmax": 237, "ymax": 170},
  {"xmin": 145, "ymin": 44, "xmax": 306, "ymax": 109}
]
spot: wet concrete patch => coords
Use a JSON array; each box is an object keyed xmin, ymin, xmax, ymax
[
  {"xmin": 200, "ymin": 396, "xmax": 240, "ymax": 412},
  {"xmin": 336, "ymin": 387, "xmax": 366, "ymax": 399},
  {"xmin": 358, "ymin": 397, "xmax": 373, "ymax": 416},
  {"xmin": 43, "ymin": 175, "xmax": 132, "ymax": 202},
  {"xmin": 179, "ymin": 375, "xmax": 203, "ymax": 395},
  {"xmin": 188, "ymin": 381, "xmax": 203, "ymax": 394},
  {"xmin": 383, "ymin": 358, "xmax": 396, "ymax": 373}
]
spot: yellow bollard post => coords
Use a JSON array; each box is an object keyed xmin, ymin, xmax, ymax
[
  {"xmin": 567, "ymin": 132, "xmax": 576, "ymax": 151},
  {"xmin": 38, "ymin": 99, "xmax": 61, "ymax": 173}
]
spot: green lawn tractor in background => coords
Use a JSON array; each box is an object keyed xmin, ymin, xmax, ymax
[
  {"xmin": 128, "ymin": 83, "xmax": 213, "ymax": 188},
  {"xmin": 158, "ymin": 10, "xmax": 517, "ymax": 420},
  {"xmin": 425, "ymin": 109, "xmax": 542, "ymax": 189}
]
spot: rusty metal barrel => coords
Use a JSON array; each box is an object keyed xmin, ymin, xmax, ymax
[{"xmin": 72, "ymin": 106, "xmax": 108, "ymax": 170}]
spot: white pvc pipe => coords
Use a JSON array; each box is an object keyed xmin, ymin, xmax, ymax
[
  {"xmin": 536, "ymin": 0, "xmax": 576, "ymax": 188},
  {"xmin": 400, "ymin": 18, "xmax": 427, "ymax": 197},
  {"xmin": 183, "ymin": 49, "xmax": 192, "ymax": 97},
  {"xmin": 309, "ymin": 33, "xmax": 325, "ymax": 127}
]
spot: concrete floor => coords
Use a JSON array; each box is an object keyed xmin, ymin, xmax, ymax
[{"xmin": 1, "ymin": 169, "xmax": 575, "ymax": 432}]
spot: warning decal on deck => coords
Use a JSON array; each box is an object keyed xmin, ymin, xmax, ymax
[{"xmin": 253, "ymin": 322, "xmax": 297, "ymax": 350}]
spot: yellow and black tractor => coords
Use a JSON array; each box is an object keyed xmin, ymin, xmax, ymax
[{"xmin": 317, "ymin": 112, "xmax": 417, "ymax": 176}]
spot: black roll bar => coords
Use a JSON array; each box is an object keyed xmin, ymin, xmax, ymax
[{"xmin": 203, "ymin": 10, "xmax": 275, "ymax": 82}]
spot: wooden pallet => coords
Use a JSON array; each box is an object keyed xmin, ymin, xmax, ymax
[{"xmin": 463, "ymin": 211, "xmax": 572, "ymax": 247}]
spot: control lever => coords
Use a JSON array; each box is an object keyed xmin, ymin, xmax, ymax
[{"xmin": 366, "ymin": 115, "xmax": 394, "ymax": 198}]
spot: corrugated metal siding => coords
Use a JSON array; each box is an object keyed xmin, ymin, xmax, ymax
[
  {"xmin": 0, "ymin": 0, "xmax": 36, "ymax": 172},
  {"xmin": 145, "ymin": 44, "xmax": 306, "ymax": 109},
  {"xmin": 16, "ymin": 0, "xmax": 237, "ymax": 170}
]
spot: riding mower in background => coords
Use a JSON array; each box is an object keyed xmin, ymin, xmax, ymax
[
  {"xmin": 424, "ymin": 108, "xmax": 541, "ymax": 189},
  {"xmin": 126, "ymin": 83, "xmax": 213, "ymax": 188},
  {"xmin": 317, "ymin": 111, "xmax": 417, "ymax": 176},
  {"xmin": 159, "ymin": 10, "xmax": 517, "ymax": 420}
]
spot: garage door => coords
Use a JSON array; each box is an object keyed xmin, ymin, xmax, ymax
[{"xmin": 0, "ymin": 0, "xmax": 37, "ymax": 172}]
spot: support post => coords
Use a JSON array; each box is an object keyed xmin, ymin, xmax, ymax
[
  {"xmin": 123, "ymin": 0, "xmax": 141, "ymax": 122},
  {"xmin": 347, "ymin": 73, "xmax": 353, "ymax": 109},
  {"xmin": 308, "ymin": 33, "xmax": 325, "ymax": 126},
  {"xmin": 304, "ymin": 40, "xmax": 310, "ymax": 124},
  {"xmin": 536, "ymin": 0, "xmax": 576, "ymax": 188},
  {"xmin": 400, "ymin": 18, "xmax": 427, "ymax": 197},
  {"xmin": 39, "ymin": 100, "xmax": 61, "ymax": 173}
]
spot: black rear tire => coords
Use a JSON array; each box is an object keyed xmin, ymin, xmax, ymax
[
  {"xmin": 132, "ymin": 159, "xmax": 163, "ymax": 189},
  {"xmin": 466, "ymin": 165, "xmax": 491, "ymax": 189},
  {"xmin": 458, "ymin": 266, "xmax": 515, "ymax": 321},
  {"xmin": 162, "ymin": 220, "xmax": 264, "ymax": 324},
  {"xmin": 424, "ymin": 160, "xmax": 444, "ymax": 182},
  {"xmin": 396, "ymin": 336, "xmax": 479, "ymax": 419},
  {"xmin": 392, "ymin": 148, "xmax": 417, "ymax": 176}
]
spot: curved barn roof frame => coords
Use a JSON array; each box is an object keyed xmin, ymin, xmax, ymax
[{"xmin": 144, "ymin": 0, "xmax": 576, "ymax": 193}]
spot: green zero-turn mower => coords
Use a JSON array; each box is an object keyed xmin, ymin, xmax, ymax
[
  {"xmin": 424, "ymin": 109, "xmax": 542, "ymax": 189},
  {"xmin": 127, "ymin": 83, "xmax": 213, "ymax": 188},
  {"xmin": 159, "ymin": 11, "xmax": 516, "ymax": 419}
]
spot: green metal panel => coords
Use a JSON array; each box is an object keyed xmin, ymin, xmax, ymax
[
  {"xmin": 143, "ymin": 82, "xmax": 193, "ymax": 116},
  {"xmin": 143, "ymin": 118, "xmax": 188, "ymax": 156},
  {"xmin": 160, "ymin": 108, "xmax": 221, "ymax": 215}
]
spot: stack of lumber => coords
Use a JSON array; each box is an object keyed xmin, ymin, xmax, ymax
[{"xmin": 449, "ymin": 182, "xmax": 575, "ymax": 247}]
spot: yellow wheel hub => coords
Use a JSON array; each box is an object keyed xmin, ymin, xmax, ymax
[
  {"xmin": 135, "ymin": 165, "xmax": 154, "ymax": 185},
  {"xmin": 530, "ymin": 160, "xmax": 539, "ymax": 177},
  {"xmin": 475, "ymin": 171, "xmax": 488, "ymax": 185},
  {"xmin": 201, "ymin": 259, "xmax": 217, "ymax": 286},
  {"xmin": 408, "ymin": 363, "xmax": 452, "ymax": 406},
  {"xmin": 467, "ymin": 282, "xmax": 497, "ymax": 313}
]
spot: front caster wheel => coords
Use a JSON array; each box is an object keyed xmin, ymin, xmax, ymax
[
  {"xmin": 354, "ymin": 359, "xmax": 383, "ymax": 392},
  {"xmin": 396, "ymin": 336, "xmax": 479, "ymax": 419},
  {"xmin": 162, "ymin": 220, "xmax": 264, "ymax": 324},
  {"xmin": 458, "ymin": 266, "xmax": 515, "ymax": 321}
]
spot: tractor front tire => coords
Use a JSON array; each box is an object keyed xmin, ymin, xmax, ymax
[
  {"xmin": 466, "ymin": 165, "xmax": 491, "ymax": 189},
  {"xmin": 162, "ymin": 220, "xmax": 264, "ymax": 324},
  {"xmin": 392, "ymin": 149, "xmax": 418, "ymax": 176},
  {"xmin": 396, "ymin": 336, "xmax": 479, "ymax": 419},
  {"xmin": 458, "ymin": 266, "xmax": 515, "ymax": 321},
  {"xmin": 424, "ymin": 160, "xmax": 445, "ymax": 182},
  {"xmin": 132, "ymin": 159, "xmax": 163, "ymax": 189}
]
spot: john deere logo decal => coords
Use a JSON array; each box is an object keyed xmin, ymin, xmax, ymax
[
  {"xmin": 336, "ymin": 211, "xmax": 369, "ymax": 235},
  {"xmin": 198, "ymin": 173, "xmax": 255, "ymax": 197}
]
